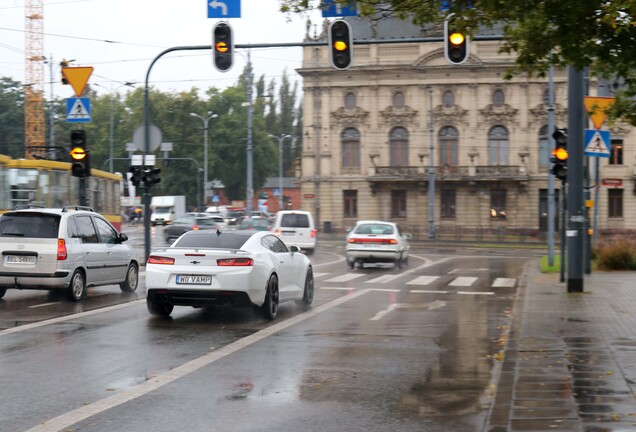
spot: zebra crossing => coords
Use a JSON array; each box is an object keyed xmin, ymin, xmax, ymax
[{"xmin": 313, "ymin": 270, "xmax": 517, "ymax": 293}]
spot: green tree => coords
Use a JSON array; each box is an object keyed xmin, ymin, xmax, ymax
[
  {"xmin": 279, "ymin": 0, "xmax": 636, "ymax": 124},
  {"xmin": 0, "ymin": 77, "xmax": 26, "ymax": 158}
]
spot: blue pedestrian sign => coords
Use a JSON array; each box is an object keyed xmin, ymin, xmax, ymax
[
  {"xmin": 321, "ymin": 0, "xmax": 357, "ymax": 17},
  {"xmin": 584, "ymin": 129, "xmax": 610, "ymax": 158},
  {"xmin": 208, "ymin": 0, "xmax": 241, "ymax": 18},
  {"xmin": 66, "ymin": 97, "xmax": 91, "ymax": 123}
]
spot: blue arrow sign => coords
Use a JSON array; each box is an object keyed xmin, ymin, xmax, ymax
[
  {"xmin": 321, "ymin": 0, "xmax": 358, "ymax": 17},
  {"xmin": 208, "ymin": 0, "xmax": 240, "ymax": 18},
  {"xmin": 584, "ymin": 129, "xmax": 610, "ymax": 158},
  {"xmin": 66, "ymin": 97, "xmax": 91, "ymax": 123}
]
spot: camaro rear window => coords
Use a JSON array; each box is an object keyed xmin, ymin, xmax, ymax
[
  {"xmin": 0, "ymin": 213, "xmax": 61, "ymax": 239},
  {"xmin": 174, "ymin": 232, "xmax": 251, "ymax": 249}
]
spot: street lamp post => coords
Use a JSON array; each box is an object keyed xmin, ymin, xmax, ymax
[
  {"xmin": 190, "ymin": 111, "xmax": 218, "ymax": 208},
  {"xmin": 95, "ymin": 82, "xmax": 135, "ymax": 173},
  {"xmin": 269, "ymin": 134, "xmax": 291, "ymax": 211}
]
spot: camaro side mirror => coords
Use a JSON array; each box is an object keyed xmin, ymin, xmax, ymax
[{"xmin": 289, "ymin": 245, "xmax": 301, "ymax": 253}]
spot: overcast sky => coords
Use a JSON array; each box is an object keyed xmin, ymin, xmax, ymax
[{"xmin": 0, "ymin": 0, "xmax": 324, "ymax": 99}]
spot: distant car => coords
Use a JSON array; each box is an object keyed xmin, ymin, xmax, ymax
[
  {"xmin": 345, "ymin": 220, "xmax": 410, "ymax": 269},
  {"xmin": 224, "ymin": 209, "xmax": 246, "ymax": 226},
  {"xmin": 236, "ymin": 217, "xmax": 271, "ymax": 231},
  {"xmin": 272, "ymin": 210, "xmax": 317, "ymax": 255},
  {"xmin": 163, "ymin": 216, "xmax": 224, "ymax": 244},
  {"xmin": 0, "ymin": 205, "xmax": 139, "ymax": 301},
  {"xmin": 145, "ymin": 230, "xmax": 314, "ymax": 320}
]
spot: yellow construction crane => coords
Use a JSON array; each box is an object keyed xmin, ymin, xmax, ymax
[{"xmin": 24, "ymin": 0, "xmax": 45, "ymax": 159}]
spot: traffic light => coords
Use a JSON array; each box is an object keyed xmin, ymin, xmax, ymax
[
  {"xmin": 550, "ymin": 128, "xmax": 568, "ymax": 181},
  {"xmin": 69, "ymin": 130, "xmax": 91, "ymax": 178},
  {"xmin": 60, "ymin": 59, "xmax": 70, "ymax": 84},
  {"xmin": 213, "ymin": 22, "xmax": 233, "ymax": 72},
  {"xmin": 142, "ymin": 167, "xmax": 161, "ymax": 188},
  {"xmin": 444, "ymin": 18, "xmax": 470, "ymax": 65},
  {"xmin": 129, "ymin": 166, "xmax": 142, "ymax": 187},
  {"xmin": 328, "ymin": 19, "xmax": 353, "ymax": 70}
]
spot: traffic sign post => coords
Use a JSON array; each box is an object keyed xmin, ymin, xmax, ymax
[
  {"xmin": 584, "ymin": 129, "xmax": 611, "ymax": 158},
  {"xmin": 66, "ymin": 97, "xmax": 91, "ymax": 123},
  {"xmin": 584, "ymin": 96, "xmax": 615, "ymax": 130},
  {"xmin": 321, "ymin": 0, "xmax": 358, "ymax": 17},
  {"xmin": 61, "ymin": 66, "xmax": 94, "ymax": 97},
  {"xmin": 208, "ymin": 0, "xmax": 241, "ymax": 18}
]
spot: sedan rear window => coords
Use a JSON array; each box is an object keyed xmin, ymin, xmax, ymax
[
  {"xmin": 0, "ymin": 213, "xmax": 61, "ymax": 238},
  {"xmin": 355, "ymin": 224, "xmax": 394, "ymax": 235},
  {"xmin": 280, "ymin": 213, "xmax": 309, "ymax": 228},
  {"xmin": 174, "ymin": 232, "xmax": 252, "ymax": 249}
]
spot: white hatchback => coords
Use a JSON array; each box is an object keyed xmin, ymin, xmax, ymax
[
  {"xmin": 0, "ymin": 206, "xmax": 139, "ymax": 301},
  {"xmin": 345, "ymin": 220, "xmax": 410, "ymax": 269}
]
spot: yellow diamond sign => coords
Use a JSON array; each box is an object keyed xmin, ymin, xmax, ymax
[
  {"xmin": 584, "ymin": 96, "xmax": 615, "ymax": 130},
  {"xmin": 62, "ymin": 66, "xmax": 94, "ymax": 97}
]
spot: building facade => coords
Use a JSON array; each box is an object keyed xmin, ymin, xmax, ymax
[{"xmin": 295, "ymin": 18, "xmax": 636, "ymax": 241}]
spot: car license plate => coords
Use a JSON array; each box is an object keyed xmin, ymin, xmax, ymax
[
  {"xmin": 5, "ymin": 255, "xmax": 36, "ymax": 264},
  {"xmin": 176, "ymin": 275, "xmax": 212, "ymax": 285}
]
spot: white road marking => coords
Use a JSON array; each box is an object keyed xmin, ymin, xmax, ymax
[
  {"xmin": 370, "ymin": 303, "xmax": 397, "ymax": 321},
  {"xmin": 28, "ymin": 302, "xmax": 61, "ymax": 309},
  {"xmin": 324, "ymin": 273, "xmax": 366, "ymax": 283},
  {"xmin": 406, "ymin": 275, "xmax": 439, "ymax": 286},
  {"xmin": 24, "ymin": 289, "xmax": 372, "ymax": 432},
  {"xmin": 449, "ymin": 276, "xmax": 478, "ymax": 287},
  {"xmin": 313, "ymin": 272, "xmax": 329, "ymax": 278},
  {"xmin": 457, "ymin": 291, "xmax": 495, "ymax": 296},
  {"xmin": 0, "ymin": 300, "xmax": 145, "ymax": 337},
  {"xmin": 370, "ymin": 299, "xmax": 447, "ymax": 321},
  {"xmin": 318, "ymin": 286, "xmax": 358, "ymax": 291},
  {"xmin": 448, "ymin": 268, "xmax": 489, "ymax": 274},
  {"xmin": 366, "ymin": 274, "xmax": 402, "ymax": 284},
  {"xmin": 409, "ymin": 290, "xmax": 449, "ymax": 294},
  {"xmin": 492, "ymin": 278, "xmax": 516, "ymax": 288}
]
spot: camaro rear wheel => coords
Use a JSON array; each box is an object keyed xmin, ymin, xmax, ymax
[
  {"xmin": 147, "ymin": 298, "xmax": 174, "ymax": 317},
  {"xmin": 296, "ymin": 267, "xmax": 314, "ymax": 307},
  {"xmin": 67, "ymin": 270, "xmax": 86, "ymax": 302},
  {"xmin": 119, "ymin": 263, "xmax": 139, "ymax": 293},
  {"xmin": 260, "ymin": 275, "xmax": 279, "ymax": 320}
]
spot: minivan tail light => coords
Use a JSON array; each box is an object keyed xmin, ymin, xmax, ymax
[
  {"xmin": 57, "ymin": 239, "xmax": 67, "ymax": 260},
  {"xmin": 217, "ymin": 258, "xmax": 254, "ymax": 266},
  {"xmin": 148, "ymin": 255, "xmax": 175, "ymax": 265},
  {"xmin": 310, "ymin": 229, "xmax": 317, "ymax": 238}
]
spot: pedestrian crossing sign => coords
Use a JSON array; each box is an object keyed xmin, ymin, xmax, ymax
[
  {"xmin": 66, "ymin": 97, "xmax": 91, "ymax": 123},
  {"xmin": 584, "ymin": 129, "xmax": 610, "ymax": 158}
]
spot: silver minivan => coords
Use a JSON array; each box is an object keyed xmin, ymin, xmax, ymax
[
  {"xmin": 272, "ymin": 210, "xmax": 317, "ymax": 255},
  {"xmin": 0, "ymin": 206, "xmax": 139, "ymax": 301}
]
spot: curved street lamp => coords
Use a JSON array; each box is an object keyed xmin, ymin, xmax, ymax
[
  {"xmin": 268, "ymin": 134, "xmax": 292, "ymax": 211},
  {"xmin": 190, "ymin": 111, "xmax": 218, "ymax": 207}
]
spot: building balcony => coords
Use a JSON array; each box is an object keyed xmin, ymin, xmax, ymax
[{"xmin": 367, "ymin": 165, "xmax": 530, "ymax": 183}]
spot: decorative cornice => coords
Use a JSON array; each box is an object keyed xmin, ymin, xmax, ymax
[
  {"xmin": 479, "ymin": 103, "xmax": 519, "ymax": 125},
  {"xmin": 331, "ymin": 107, "xmax": 370, "ymax": 128},
  {"xmin": 434, "ymin": 105, "xmax": 469, "ymax": 126}
]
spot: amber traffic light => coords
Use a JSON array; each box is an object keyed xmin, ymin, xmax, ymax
[
  {"xmin": 444, "ymin": 18, "xmax": 469, "ymax": 65},
  {"xmin": 328, "ymin": 20, "xmax": 353, "ymax": 70},
  {"xmin": 213, "ymin": 22, "xmax": 233, "ymax": 72}
]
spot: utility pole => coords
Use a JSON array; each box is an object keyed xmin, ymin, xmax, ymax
[
  {"xmin": 547, "ymin": 64, "xmax": 556, "ymax": 266},
  {"xmin": 246, "ymin": 50, "xmax": 254, "ymax": 213},
  {"xmin": 427, "ymin": 85, "xmax": 436, "ymax": 240}
]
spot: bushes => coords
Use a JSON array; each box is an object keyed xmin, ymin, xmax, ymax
[{"xmin": 593, "ymin": 238, "xmax": 636, "ymax": 270}]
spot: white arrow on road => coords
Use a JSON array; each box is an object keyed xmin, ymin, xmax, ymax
[{"xmin": 209, "ymin": 0, "xmax": 228, "ymax": 15}]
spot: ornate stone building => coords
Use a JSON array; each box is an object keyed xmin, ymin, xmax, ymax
[{"xmin": 296, "ymin": 17, "xmax": 635, "ymax": 240}]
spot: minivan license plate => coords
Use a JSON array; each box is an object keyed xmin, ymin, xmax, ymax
[
  {"xmin": 6, "ymin": 255, "xmax": 36, "ymax": 264},
  {"xmin": 176, "ymin": 275, "xmax": 212, "ymax": 285}
]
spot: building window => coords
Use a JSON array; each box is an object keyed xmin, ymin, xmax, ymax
[
  {"xmin": 493, "ymin": 89, "xmax": 505, "ymax": 106},
  {"xmin": 490, "ymin": 189, "xmax": 507, "ymax": 219},
  {"xmin": 393, "ymin": 91, "xmax": 405, "ymax": 108},
  {"xmin": 390, "ymin": 127, "xmax": 409, "ymax": 166},
  {"xmin": 391, "ymin": 190, "xmax": 407, "ymax": 218},
  {"xmin": 341, "ymin": 128, "xmax": 360, "ymax": 168},
  {"xmin": 343, "ymin": 190, "xmax": 357, "ymax": 218},
  {"xmin": 488, "ymin": 125, "xmax": 509, "ymax": 165},
  {"xmin": 539, "ymin": 125, "xmax": 549, "ymax": 167},
  {"xmin": 441, "ymin": 189, "xmax": 456, "ymax": 219},
  {"xmin": 345, "ymin": 92, "xmax": 356, "ymax": 109},
  {"xmin": 443, "ymin": 90, "xmax": 454, "ymax": 107},
  {"xmin": 610, "ymin": 139, "xmax": 623, "ymax": 165},
  {"xmin": 608, "ymin": 189, "xmax": 623, "ymax": 218},
  {"xmin": 439, "ymin": 126, "xmax": 459, "ymax": 165}
]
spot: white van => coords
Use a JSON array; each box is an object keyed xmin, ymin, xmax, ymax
[{"xmin": 272, "ymin": 210, "xmax": 317, "ymax": 255}]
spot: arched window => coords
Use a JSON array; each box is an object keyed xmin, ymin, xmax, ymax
[
  {"xmin": 438, "ymin": 126, "xmax": 458, "ymax": 165},
  {"xmin": 344, "ymin": 92, "xmax": 356, "ymax": 109},
  {"xmin": 393, "ymin": 91, "xmax": 405, "ymax": 108},
  {"xmin": 390, "ymin": 127, "xmax": 409, "ymax": 166},
  {"xmin": 341, "ymin": 128, "xmax": 360, "ymax": 168},
  {"xmin": 493, "ymin": 89, "xmax": 505, "ymax": 107},
  {"xmin": 538, "ymin": 125, "xmax": 549, "ymax": 167},
  {"xmin": 488, "ymin": 125, "xmax": 509, "ymax": 165},
  {"xmin": 443, "ymin": 90, "xmax": 454, "ymax": 107}
]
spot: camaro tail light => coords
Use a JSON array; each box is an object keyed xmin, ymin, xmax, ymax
[
  {"xmin": 273, "ymin": 228, "xmax": 281, "ymax": 235},
  {"xmin": 57, "ymin": 239, "xmax": 67, "ymax": 260},
  {"xmin": 348, "ymin": 238, "xmax": 397, "ymax": 245},
  {"xmin": 148, "ymin": 255, "xmax": 175, "ymax": 265},
  {"xmin": 217, "ymin": 258, "xmax": 254, "ymax": 266},
  {"xmin": 310, "ymin": 229, "xmax": 317, "ymax": 238},
  {"xmin": 192, "ymin": 225, "xmax": 199, "ymax": 230}
]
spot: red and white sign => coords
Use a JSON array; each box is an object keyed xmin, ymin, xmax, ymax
[{"xmin": 602, "ymin": 178, "xmax": 622, "ymax": 187}]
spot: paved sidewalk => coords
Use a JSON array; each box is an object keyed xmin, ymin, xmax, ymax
[{"xmin": 486, "ymin": 262, "xmax": 636, "ymax": 431}]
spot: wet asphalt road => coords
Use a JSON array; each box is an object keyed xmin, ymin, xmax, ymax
[{"xmin": 0, "ymin": 226, "xmax": 536, "ymax": 432}]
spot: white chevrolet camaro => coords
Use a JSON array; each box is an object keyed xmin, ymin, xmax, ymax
[{"xmin": 145, "ymin": 230, "xmax": 314, "ymax": 320}]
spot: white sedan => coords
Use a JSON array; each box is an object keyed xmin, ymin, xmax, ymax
[
  {"xmin": 145, "ymin": 230, "xmax": 314, "ymax": 319},
  {"xmin": 345, "ymin": 220, "xmax": 410, "ymax": 269}
]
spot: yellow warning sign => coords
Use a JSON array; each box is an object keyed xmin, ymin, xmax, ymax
[
  {"xmin": 584, "ymin": 96, "xmax": 615, "ymax": 130},
  {"xmin": 62, "ymin": 67, "xmax": 94, "ymax": 97}
]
